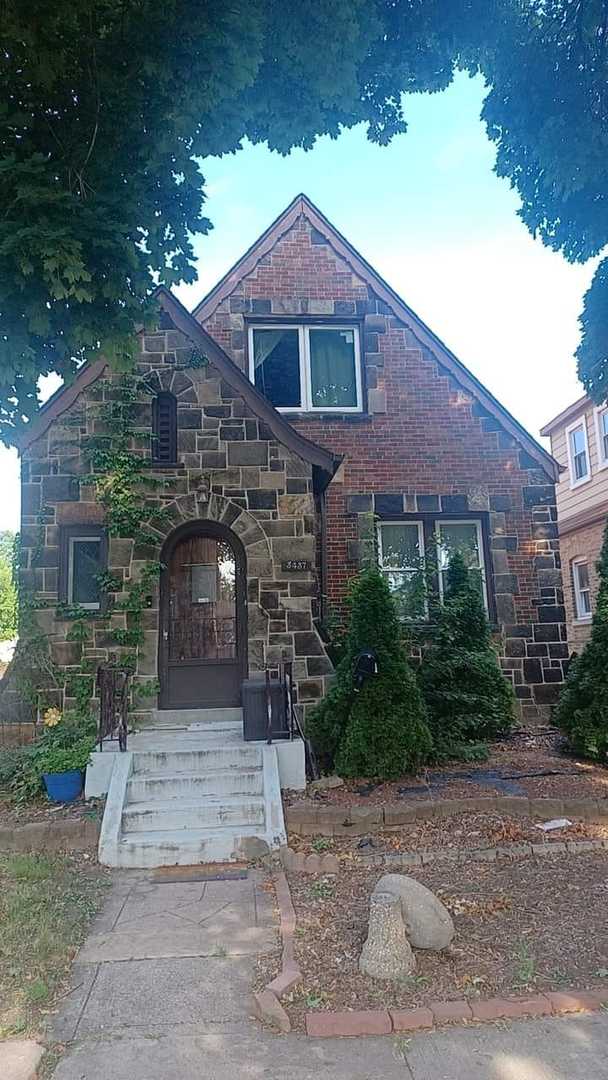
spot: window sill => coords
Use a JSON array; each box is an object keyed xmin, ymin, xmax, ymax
[
  {"xmin": 281, "ymin": 411, "xmax": 371, "ymax": 423},
  {"xmin": 145, "ymin": 461, "xmax": 185, "ymax": 471},
  {"xmin": 569, "ymin": 475, "xmax": 592, "ymax": 490},
  {"xmin": 573, "ymin": 616, "xmax": 592, "ymax": 625}
]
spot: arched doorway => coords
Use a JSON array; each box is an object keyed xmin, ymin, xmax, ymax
[{"xmin": 158, "ymin": 521, "xmax": 247, "ymax": 709}]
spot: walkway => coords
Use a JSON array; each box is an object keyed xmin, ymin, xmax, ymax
[{"xmin": 52, "ymin": 871, "xmax": 608, "ymax": 1080}]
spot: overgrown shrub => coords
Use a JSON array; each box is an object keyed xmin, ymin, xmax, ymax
[
  {"xmin": 307, "ymin": 568, "xmax": 432, "ymax": 779},
  {"xmin": 556, "ymin": 521, "xmax": 608, "ymax": 762},
  {"xmin": 419, "ymin": 551, "xmax": 514, "ymax": 756}
]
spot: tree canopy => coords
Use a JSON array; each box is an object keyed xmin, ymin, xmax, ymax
[{"xmin": 1, "ymin": 0, "xmax": 606, "ymax": 443}]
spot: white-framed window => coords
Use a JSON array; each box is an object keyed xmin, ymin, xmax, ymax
[
  {"xmin": 435, "ymin": 519, "xmax": 488, "ymax": 610},
  {"xmin": 377, "ymin": 517, "xmax": 488, "ymax": 618},
  {"xmin": 572, "ymin": 558, "xmax": 592, "ymax": 621},
  {"xmin": 566, "ymin": 416, "xmax": 591, "ymax": 488},
  {"xmin": 377, "ymin": 520, "xmax": 426, "ymax": 619},
  {"xmin": 249, "ymin": 324, "xmax": 362, "ymax": 413},
  {"xmin": 67, "ymin": 534, "xmax": 104, "ymax": 610},
  {"xmin": 594, "ymin": 406, "xmax": 608, "ymax": 469}
]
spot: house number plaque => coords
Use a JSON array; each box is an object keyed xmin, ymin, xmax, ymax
[{"xmin": 281, "ymin": 559, "xmax": 312, "ymax": 572}]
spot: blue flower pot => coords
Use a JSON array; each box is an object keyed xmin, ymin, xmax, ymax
[{"xmin": 42, "ymin": 769, "xmax": 83, "ymax": 804}]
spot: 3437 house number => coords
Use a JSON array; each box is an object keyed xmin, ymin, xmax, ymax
[{"xmin": 281, "ymin": 560, "xmax": 312, "ymax": 572}]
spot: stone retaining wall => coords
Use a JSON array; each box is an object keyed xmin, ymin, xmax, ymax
[
  {"xmin": 285, "ymin": 795, "xmax": 608, "ymax": 836},
  {"xmin": 0, "ymin": 817, "xmax": 101, "ymax": 853}
]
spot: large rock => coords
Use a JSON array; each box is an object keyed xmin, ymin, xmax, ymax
[
  {"xmin": 359, "ymin": 891, "xmax": 416, "ymax": 980},
  {"xmin": 375, "ymin": 873, "xmax": 454, "ymax": 950}
]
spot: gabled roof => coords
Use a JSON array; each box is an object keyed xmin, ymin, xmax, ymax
[
  {"xmin": 194, "ymin": 194, "xmax": 560, "ymax": 483},
  {"xmin": 540, "ymin": 393, "xmax": 591, "ymax": 437},
  {"xmin": 17, "ymin": 288, "xmax": 340, "ymax": 486}
]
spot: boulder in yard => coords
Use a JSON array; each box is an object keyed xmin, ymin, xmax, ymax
[
  {"xmin": 359, "ymin": 890, "xmax": 416, "ymax": 980},
  {"xmin": 309, "ymin": 775, "xmax": 345, "ymax": 792},
  {"xmin": 375, "ymin": 873, "xmax": 454, "ymax": 950}
]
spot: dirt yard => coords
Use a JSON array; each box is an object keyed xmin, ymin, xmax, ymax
[
  {"xmin": 0, "ymin": 795, "xmax": 104, "ymax": 829},
  {"xmin": 288, "ymin": 810, "xmax": 608, "ymax": 860},
  {"xmin": 272, "ymin": 851, "xmax": 608, "ymax": 1031},
  {"xmin": 283, "ymin": 730, "xmax": 608, "ymax": 808}
]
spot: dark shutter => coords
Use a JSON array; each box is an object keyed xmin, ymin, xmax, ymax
[{"xmin": 152, "ymin": 392, "xmax": 177, "ymax": 462}]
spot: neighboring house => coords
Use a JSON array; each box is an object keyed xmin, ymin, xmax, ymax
[
  {"xmin": 541, "ymin": 395, "xmax": 608, "ymax": 650},
  {"xmin": 14, "ymin": 195, "xmax": 565, "ymax": 728}
]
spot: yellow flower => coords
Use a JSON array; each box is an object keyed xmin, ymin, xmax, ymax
[{"xmin": 43, "ymin": 707, "xmax": 62, "ymax": 728}]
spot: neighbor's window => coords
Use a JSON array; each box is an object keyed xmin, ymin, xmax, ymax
[
  {"xmin": 152, "ymin": 392, "xmax": 177, "ymax": 463},
  {"xmin": 594, "ymin": 406, "xmax": 608, "ymax": 468},
  {"xmin": 377, "ymin": 518, "xmax": 488, "ymax": 618},
  {"xmin": 250, "ymin": 324, "xmax": 362, "ymax": 412},
  {"xmin": 66, "ymin": 533, "xmax": 105, "ymax": 610},
  {"xmin": 572, "ymin": 558, "xmax": 592, "ymax": 621},
  {"xmin": 566, "ymin": 418, "xmax": 590, "ymax": 486}
]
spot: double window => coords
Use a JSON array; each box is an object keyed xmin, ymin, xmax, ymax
[
  {"xmin": 566, "ymin": 417, "xmax": 590, "ymax": 488},
  {"xmin": 249, "ymin": 324, "xmax": 362, "ymax": 413},
  {"xmin": 60, "ymin": 527, "xmax": 107, "ymax": 612},
  {"xmin": 572, "ymin": 558, "xmax": 592, "ymax": 622},
  {"xmin": 378, "ymin": 518, "xmax": 488, "ymax": 619}
]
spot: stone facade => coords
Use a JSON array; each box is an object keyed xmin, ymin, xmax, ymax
[
  {"xmin": 198, "ymin": 203, "xmax": 567, "ymax": 723},
  {"xmin": 16, "ymin": 322, "xmax": 333, "ymax": 725}
]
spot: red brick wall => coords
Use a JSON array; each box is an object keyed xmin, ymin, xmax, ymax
[{"xmin": 201, "ymin": 213, "xmax": 567, "ymax": 722}]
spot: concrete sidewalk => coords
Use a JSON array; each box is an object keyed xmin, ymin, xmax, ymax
[{"xmin": 50, "ymin": 871, "xmax": 608, "ymax": 1080}]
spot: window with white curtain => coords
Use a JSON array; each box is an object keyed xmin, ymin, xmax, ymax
[
  {"xmin": 572, "ymin": 558, "xmax": 592, "ymax": 621},
  {"xmin": 249, "ymin": 324, "xmax": 362, "ymax": 412}
]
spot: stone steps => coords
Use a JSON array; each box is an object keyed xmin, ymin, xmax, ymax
[
  {"xmin": 116, "ymin": 825, "xmax": 267, "ymax": 868},
  {"xmin": 126, "ymin": 767, "xmax": 264, "ymax": 802},
  {"xmin": 98, "ymin": 711, "xmax": 287, "ymax": 868},
  {"xmin": 122, "ymin": 794, "xmax": 266, "ymax": 833}
]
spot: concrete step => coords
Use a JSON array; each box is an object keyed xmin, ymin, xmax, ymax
[
  {"xmin": 131, "ymin": 744, "xmax": 262, "ymax": 775},
  {"xmin": 121, "ymin": 795, "xmax": 266, "ymax": 832},
  {"xmin": 151, "ymin": 707, "xmax": 243, "ymax": 726},
  {"xmin": 126, "ymin": 767, "xmax": 264, "ymax": 802},
  {"xmin": 117, "ymin": 825, "xmax": 266, "ymax": 867}
]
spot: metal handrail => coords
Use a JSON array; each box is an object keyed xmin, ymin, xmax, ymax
[{"xmin": 96, "ymin": 659, "xmax": 129, "ymax": 752}]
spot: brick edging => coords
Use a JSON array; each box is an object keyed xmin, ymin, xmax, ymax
[
  {"xmin": 0, "ymin": 817, "xmax": 101, "ymax": 853},
  {"xmin": 305, "ymin": 990, "xmax": 608, "ymax": 1038},
  {"xmin": 286, "ymin": 795, "xmax": 608, "ymax": 837},
  {"xmin": 277, "ymin": 836, "xmax": 608, "ymax": 875},
  {"xmin": 252, "ymin": 871, "xmax": 303, "ymax": 1034}
]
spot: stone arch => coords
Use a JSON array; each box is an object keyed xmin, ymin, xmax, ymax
[{"xmin": 152, "ymin": 491, "xmax": 272, "ymax": 558}]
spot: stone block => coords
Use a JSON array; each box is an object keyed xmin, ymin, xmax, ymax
[{"xmin": 228, "ymin": 442, "xmax": 269, "ymax": 466}]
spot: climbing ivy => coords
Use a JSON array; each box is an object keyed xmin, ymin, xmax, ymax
[{"xmin": 15, "ymin": 372, "xmax": 168, "ymax": 727}]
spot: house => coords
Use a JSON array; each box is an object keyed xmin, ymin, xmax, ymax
[
  {"xmin": 9, "ymin": 194, "xmax": 570, "ymax": 865},
  {"xmin": 14, "ymin": 194, "xmax": 566, "ymax": 736},
  {"xmin": 541, "ymin": 394, "xmax": 608, "ymax": 650}
]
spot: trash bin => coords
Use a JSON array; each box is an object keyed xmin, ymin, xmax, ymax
[{"xmin": 242, "ymin": 677, "xmax": 289, "ymax": 741}]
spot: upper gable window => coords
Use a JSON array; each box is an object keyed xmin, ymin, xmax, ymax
[
  {"xmin": 152, "ymin": 392, "xmax": 177, "ymax": 463},
  {"xmin": 566, "ymin": 417, "xmax": 590, "ymax": 488},
  {"xmin": 249, "ymin": 325, "xmax": 362, "ymax": 413}
]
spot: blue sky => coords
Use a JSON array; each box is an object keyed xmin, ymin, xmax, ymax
[{"xmin": 0, "ymin": 72, "xmax": 594, "ymax": 532}]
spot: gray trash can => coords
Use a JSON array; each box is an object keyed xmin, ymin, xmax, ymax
[{"xmin": 242, "ymin": 678, "xmax": 289, "ymax": 741}]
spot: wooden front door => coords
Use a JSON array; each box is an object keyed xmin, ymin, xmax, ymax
[{"xmin": 159, "ymin": 522, "xmax": 247, "ymax": 710}]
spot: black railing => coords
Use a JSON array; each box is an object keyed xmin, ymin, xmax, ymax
[
  {"xmin": 96, "ymin": 660, "xmax": 130, "ymax": 751},
  {"xmin": 262, "ymin": 660, "xmax": 319, "ymax": 780}
]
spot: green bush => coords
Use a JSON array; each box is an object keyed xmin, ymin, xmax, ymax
[
  {"xmin": 35, "ymin": 738, "xmax": 94, "ymax": 775},
  {"xmin": 556, "ymin": 521, "xmax": 608, "ymax": 762},
  {"xmin": 307, "ymin": 568, "xmax": 432, "ymax": 779},
  {"xmin": 419, "ymin": 551, "xmax": 515, "ymax": 757}
]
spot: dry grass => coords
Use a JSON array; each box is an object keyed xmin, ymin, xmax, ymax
[{"xmin": 0, "ymin": 852, "xmax": 109, "ymax": 1038}]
